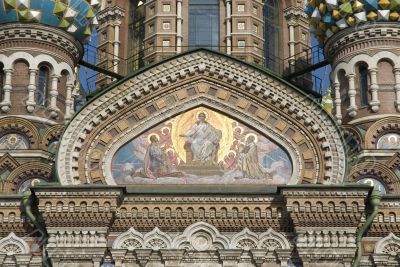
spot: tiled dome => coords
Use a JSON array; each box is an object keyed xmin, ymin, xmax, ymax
[
  {"xmin": 0, "ymin": 0, "xmax": 98, "ymax": 43},
  {"xmin": 305, "ymin": 0, "xmax": 400, "ymax": 44}
]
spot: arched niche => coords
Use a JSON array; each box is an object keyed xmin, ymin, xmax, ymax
[{"xmin": 56, "ymin": 49, "xmax": 345, "ymax": 186}]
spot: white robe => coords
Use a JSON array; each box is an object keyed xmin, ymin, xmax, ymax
[{"xmin": 185, "ymin": 121, "xmax": 222, "ymax": 162}]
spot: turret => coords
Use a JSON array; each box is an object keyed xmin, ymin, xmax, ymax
[
  {"xmin": 0, "ymin": 0, "xmax": 98, "ymax": 124},
  {"xmin": 306, "ymin": 0, "xmax": 400, "ymax": 195}
]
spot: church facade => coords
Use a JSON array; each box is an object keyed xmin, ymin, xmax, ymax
[{"xmin": 0, "ymin": 1, "xmax": 399, "ymax": 267}]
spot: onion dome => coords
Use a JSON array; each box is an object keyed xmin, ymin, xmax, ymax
[
  {"xmin": 0, "ymin": 0, "xmax": 99, "ymax": 43},
  {"xmin": 305, "ymin": 0, "xmax": 400, "ymax": 44}
]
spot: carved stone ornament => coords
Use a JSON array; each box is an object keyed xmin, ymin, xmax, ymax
[
  {"xmin": 112, "ymin": 222, "xmax": 291, "ymax": 252},
  {"xmin": 0, "ymin": 233, "xmax": 30, "ymax": 255}
]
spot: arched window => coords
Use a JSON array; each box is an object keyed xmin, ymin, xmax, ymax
[
  {"xmin": 264, "ymin": 0, "xmax": 281, "ymax": 71},
  {"xmin": 37, "ymin": 66, "xmax": 50, "ymax": 106},
  {"xmin": 358, "ymin": 65, "xmax": 369, "ymax": 106},
  {"xmin": 189, "ymin": 0, "xmax": 220, "ymax": 49}
]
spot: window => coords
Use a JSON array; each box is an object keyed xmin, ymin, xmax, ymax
[
  {"xmin": 253, "ymin": 41, "xmax": 259, "ymax": 51},
  {"xmin": 148, "ymin": 41, "xmax": 155, "ymax": 52},
  {"xmin": 128, "ymin": 0, "xmax": 146, "ymax": 72},
  {"xmin": 163, "ymin": 21, "xmax": 171, "ymax": 30},
  {"xmin": 238, "ymin": 40, "xmax": 245, "ymax": 48},
  {"xmin": 377, "ymin": 133, "xmax": 400, "ymax": 149},
  {"xmin": 149, "ymin": 24, "xmax": 155, "ymax": 33},
  {"xmin": 253, "ymin": 24, "xmax": 258, "ymax": 33},
  {"xmin": 359, "ymin": 65, "xmax": 369, "ymax": 106},
  {"xmin": 301, "ymin": 32, "xmax": 307, "ymax": 41},
  {"xmin": 237, "ymin": 22, "xmax": 245, "ymax": 30},
  {"xmin": 238, "ymin": 4, "xmax": 245, "ymax": 12},
  {"xmin": 253, "ymin": 6, "xmax": 258, "ymax": 15},
  {"xmin": 264, "ymin": 0, "xmax": 281, "ymax": 72},
  {"xmin": 163, "ymin": 3, "xmax": 171, "ymax": 12},
  {"xmin": 149, "ymin": 5, "xmax": 155, "ymax": 15},
  {"xmin": 162, "ymin": 40, "xmax": 170, "ymax": 47},
  {"xmin": 100, "ymin": 50, "xmax": 106, "ymax": 60},
  {"xmin": 101, "ymin": 31, "xmax": 107, "ymax": 41},
  {"xmin": 189, "ymin": 0, "xmax": 220, "ymax": 50},
  {"xmin": 37, "ymin": 66, "xmax": 49, "ymax": 106}
]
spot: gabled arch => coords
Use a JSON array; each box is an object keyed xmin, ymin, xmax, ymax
[
  {"xmin": 112, "ymin": 227, "xmax": 144, "ymax": 250},
  {"xmin": 172, "ymin": 221, "xmax": 230, "ymax": 250},
  {"xmin": 374, "ymin": 233, "xmax": 400, "ymax": 255},
  {"xmin": 0, "ymin": 232, "xmax": 30, "ymax": 255},
  {"xmin": 57, "ymin": 49, "xmax": 346, "ymax": 186}
]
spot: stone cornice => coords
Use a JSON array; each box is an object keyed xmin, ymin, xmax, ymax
[
  {"xmin": 324, "ymin": 22, "xmax": 400, "ymax": 63},
  {"xmin": 98, "ymin": 6, "xmax": 126, "ymax": 24},
  {"xmin": 0, "ymin": 23, "xmax": 83, "ymax": 63}
]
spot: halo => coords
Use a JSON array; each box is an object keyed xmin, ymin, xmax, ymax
[
  {"xmin": 196, "ymin": 110, "xmax": 209, "ymax": 119},
  {"xmin": 31, "ymin": 178, "xmax": 42, "ymax": 187},
  {"xmin": 245, "ymin": 133, "xmax": 258, "ymax": 143},
  {"xmin": 388, "ymin": 134, "xmax": 398, "ymax": 142},
  {"xmin": 161, "ymin": 127, "xmax": 171, "ymax": 135},
  {"xmin": 234, "ymin": 126, "xmax": 244, "ymax": 133},
  {"xmin": 165, "ymin": 148, "xmax": 175, "ymax": 154},
  {"xmin": 228, "ymin": 150, "xmax": 237, "ymax": 157},
  {"xmin": 147, "ymin": 133, "xmax": 160, "ymax": 143}
]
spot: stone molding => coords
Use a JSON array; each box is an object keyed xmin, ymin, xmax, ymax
[
  {"xmin": 98, "ymin": 6, "xmax": 125, "ymax": 24},
  {"xmin": 47, "ymin": 228, "xmax": 108, "ymax": 248},
  {"xmin": 0, "ymin": 23, "xmax": 83, "ymax": 64},
  {"xmin": 57, "ymin": 50, "xmax": 345, "ymax": 186},
  {"xmin": 325, "ymin": 23, "xmax": 400, "ymax": 63},
  {"xmin": 112, "ymin": 222, "xmax": 291, "ymax": 266}
]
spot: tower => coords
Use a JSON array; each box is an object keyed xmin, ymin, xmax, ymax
[
  {"xmin": 306, "ymin": 0, "xmax": 400, "ymax": 191},
  {"xmin": 95, "ymin": 0, "xmax": 312, "ymax": 88},
  {"xmin": 0, "ymin": 0, "xmax": 98, "ymax": 194},
  {"xmin": 306, "ymin": 1, "xmax": 400, "ymax": 265}
]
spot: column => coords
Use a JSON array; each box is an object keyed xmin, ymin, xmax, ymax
[
  {"xmin": 225, "ymin": 0, "xmax": 232, "ymax": 55},
  {"xmin": 176, "ymin": 0, "xmax": 183, "ymax": 53},
  {"xmin": 49, "ymin": 74, "xmax": 60, "ymax": 118},
  {"xmin": 288, "ymin": 19, "xmax": 296, "ymax": 72},
  {"xmin": 394, "ymin": 68, "xmax": 400, "ymax": 111},
  {"xmin": 0, "ymin": 68, "xmax": 13, "ymax": 112},
  {"xmin": 113, "ymin": 21, "xmax": 121, "ymax": 74},
  {"xmin": 26, "ymin": 68, "xmax": 38, "ymax": 112},
  {"xmin": 347, "ymin": 73, "xmax": 357, "ymax": 117},
  {"xmin": 333, "ymin": 82, "xmax": 342, "ymax": 124},
  {"xmin": 64, "ymin": 82, "xmax": 74, "ymax": 122},
  {"xmin": 369, "ymin": 68, "xmax": 380, "ymax": 112}
]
